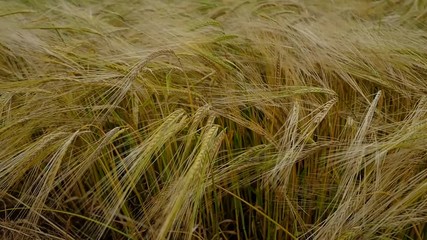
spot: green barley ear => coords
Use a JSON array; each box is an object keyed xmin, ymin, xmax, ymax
[{"xmin": 153, "ymin": 125, "xmax": 222, "ymax": 240}]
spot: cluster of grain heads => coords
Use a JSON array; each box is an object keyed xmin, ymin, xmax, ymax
[{"xmin": 1, "ymin": 0, "xmax": 427, "ymax": 239}]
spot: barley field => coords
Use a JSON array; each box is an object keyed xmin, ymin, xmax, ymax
[{"xmin": 1, "ymin": 0, "xmax": 427, "ymax": 239}]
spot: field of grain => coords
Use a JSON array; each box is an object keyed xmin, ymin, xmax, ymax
[{"xmin": 1, "ymin": 0, "xmax": 427, "ymax": 239}]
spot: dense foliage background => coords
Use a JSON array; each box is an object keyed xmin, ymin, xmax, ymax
[{"xmin": 1, "ymin": 0, "xmax": 427, "ymax": 239}]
